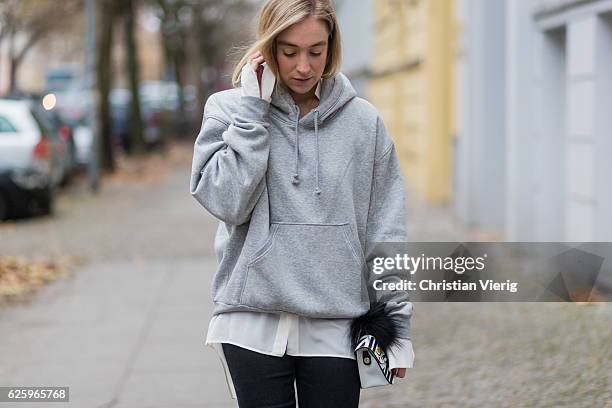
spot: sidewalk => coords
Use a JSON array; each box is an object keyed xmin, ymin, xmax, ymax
[
  {"xmin": 405, "ymin": 186, "xmax": 504, "ymax": 242},
  {"xmin": 1, "ymin": 145, "xmax": 610, "ymax": 407},
  {"xmin": 0, "ymin": 146, "xmax": 237, "ymax": 407},
  {"xmin": 1, "ymin": 257, "xmax": 234, "ymax": 408},
  {"xmin": 359, "ymin": 187, "xmax": 612, "ymax": 407}
]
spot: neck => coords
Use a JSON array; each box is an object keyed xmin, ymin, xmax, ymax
[{"xmin": 289, "ymin": 83, "xmax": 319, "ymax": 114}]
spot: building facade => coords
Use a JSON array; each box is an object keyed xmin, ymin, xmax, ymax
[
  {"xmin": 335, "ymin": 0, "xmax": 374, "ymax": 96},
  {"xmin": 360, "ymin": 0, "xmax": 612, "ymax": 240},
  {"xmin": 511, "ymin": 0, "xmax": 612, "ymax": 241},
  {"xmin": 454, "ymin": 0, "xmax": 507, "ymax": 233},
  {"xmin": 458, "ymin": 0, "xmax": 612, "ymax": 240},
  {"xmin": 368, "ymin": 0, "xmax": 458, "ymax": 204}
]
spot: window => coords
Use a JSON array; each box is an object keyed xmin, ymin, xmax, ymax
[
  {"xmin": 29, "ymin": 108, "xmax": 55, "ymax": 139},
  {"xmin": 0, "ymin": 116, "xmax": 17, "ymax": 133}
]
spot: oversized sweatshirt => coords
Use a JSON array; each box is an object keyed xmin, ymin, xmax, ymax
[{"xmin": 190, "ymin": 72, "xmax": 413, "ymax": 339}]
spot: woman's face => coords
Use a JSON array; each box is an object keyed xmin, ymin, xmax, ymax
[{"xmin": 275, "ymin": 16, "xmax": 329, "ymax": 96}]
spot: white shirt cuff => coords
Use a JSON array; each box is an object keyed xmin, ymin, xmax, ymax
[{"xmin": 387, "ymin": 338, "xmax": 415, "ymax": 370}]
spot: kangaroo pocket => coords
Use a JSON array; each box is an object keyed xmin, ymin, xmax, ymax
[{"xmin": 240, "ymin": 222, "xmax": 367, "ymax": 317}]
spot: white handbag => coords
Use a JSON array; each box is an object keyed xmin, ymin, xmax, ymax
[
  {"xmin": 354, "ymin": 334, "xmax": 395, "ymax": 388},
  {"xmin": 350, "ymin": 302, "xmax": 402, "ymax": 389}
]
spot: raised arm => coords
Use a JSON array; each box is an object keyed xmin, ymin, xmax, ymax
[
  {"xmin": 190, "ymin": 94, "xmax": 271, "ymax": 225},
  {"xmin": 190, "ymin": 56, "xmax": 276, "ymax": 225}
]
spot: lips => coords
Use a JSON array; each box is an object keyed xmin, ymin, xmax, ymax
[{"xmin": 293, "ymin": 77, "xmax": 312, "ymax": 82}]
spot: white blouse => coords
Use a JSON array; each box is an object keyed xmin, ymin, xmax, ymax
[{"xmin": 205, "ymin": 311, "xmax": 415, "ymax": 400}]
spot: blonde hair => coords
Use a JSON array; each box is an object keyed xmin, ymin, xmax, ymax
[{"xmin": 231, "ymin": 0, "xmax": 342, "ymax": 89}]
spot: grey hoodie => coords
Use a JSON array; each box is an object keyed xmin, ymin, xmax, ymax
[{"xmin": 190, "ymin": 72, "xmax": 413, "ymax": 339}]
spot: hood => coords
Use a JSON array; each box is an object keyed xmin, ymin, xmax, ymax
[
  {"xmin": 270, "ymin": 72, "xmax": 357, "ymax": 128},
  {"xmin": 268, "ymin": 72, "xmax": 357, "ymax": 195}
]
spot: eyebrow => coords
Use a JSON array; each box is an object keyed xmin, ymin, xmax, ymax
[{"xmin": 277, "ymin": 40, "xmax": 327, "ymax": 48}]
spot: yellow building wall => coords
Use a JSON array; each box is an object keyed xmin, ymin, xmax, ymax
[{"xmin": 368, "ymin": 0, "xmax": 457, "ymax": 204}]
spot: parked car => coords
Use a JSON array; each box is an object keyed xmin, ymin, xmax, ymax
[
  {"xmin": 0, "ymin": 99, "xmax": 64, "ymax": 219},
  {"xmin": 109, "ymin": 88, "xmax": 131, "ymax": 152},
  {"xmin": 109, "ymin": 81, "xmax": 181, "ymax": 152},
  {"xmin": 71, "ymin": 119, "xmax": 93, "ymax": 167},
  {"xmin": 35, "ymin": 105, "xmax": 76, "ymax": 186},
  {"xmin": 10, "ymin": 91, "xmax": 77, "ymax": 186},
  {"xmin": 54, "ymin": 88, "xmax": 94, "ymax": 167},
  {"xmin": 140, "ymin": 80, "xmax": 182, "ymax": 140}
]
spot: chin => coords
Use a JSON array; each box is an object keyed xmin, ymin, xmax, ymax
[
  {"xmin": 288, "ymin": 86, "xmax": 309, "ymax": 95},
  {"xmin": 285, "ymin": 81, "xmax": 317, "ymax": 96}
]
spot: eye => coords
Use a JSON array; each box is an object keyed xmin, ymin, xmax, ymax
[
  {"xmin": 283, "ymin": 52, "xmax": 296, "ymax": 57},
  {"xmin": 310, "ymin": 52, "xmax": 322, "ymax": 56}
]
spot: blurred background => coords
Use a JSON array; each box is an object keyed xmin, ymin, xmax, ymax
[
  {"xmin": 339, "ymin": 0, "xmax": 612, "ymax": 243},
  {"xmin": 1, "ymin": 1, "xmax": 611, "ymax": 407},
  {"xmin": 0, "ymin": 0, "xmax": 260, "ymax": 221}
]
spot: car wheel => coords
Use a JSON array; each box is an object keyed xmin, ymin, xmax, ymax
[
  {"xmin": 31, "ymin": 189, "xmax": 54, "ymax": 217},
  {"xmin": 40, "ymin": 193, "xmax": 54, "ymax": 216},
  {"xmin": 59, "ymin": 170, "xmax": 72, "ymax": 187},
  {"xmin": 0, "ymin": 193, "xmax": 8, "ymax": 220}
]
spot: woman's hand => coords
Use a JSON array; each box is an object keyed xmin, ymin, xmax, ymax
[
  {"xmin": 392, "ymin": 368, "xmax": 406, "ymax": 378},
  {"xmin": 386, "ymin": 338, "xmax": 413, "ymax": 379},
  {"xmin": 249, "ymin": 51, "xmax": 266, "ymax": 72},
  {"xmin": 241, "ymin": 51, "xmax": 276, "ymax": 102}
]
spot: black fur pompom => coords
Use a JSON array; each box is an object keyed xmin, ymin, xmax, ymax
[{"xmin": 350, "ymin": 301, "xmax": 403, "ymax": 351}]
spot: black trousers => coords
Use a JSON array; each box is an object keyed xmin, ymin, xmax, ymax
[{"xmin": 222, "ymin": 343, "xmax": 361, "ymax": 408}]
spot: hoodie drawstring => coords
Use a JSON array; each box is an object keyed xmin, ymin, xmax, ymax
[
  {"xmin": 290, "ymin": 107, "xmax": 321, "ymax": 196},
  {"xmin": 313, "ymin": 109, "xmax": 321, "ymax": 195},
  {"xmin": 292, "ymin": 107, "xmax": 300, "ymax": 185}
]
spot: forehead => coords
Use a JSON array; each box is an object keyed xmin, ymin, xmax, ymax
[{"xmin": 277, "ymin": 16, "xmax": 329, "ymax": 47}]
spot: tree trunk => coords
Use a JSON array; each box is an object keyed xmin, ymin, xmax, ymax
[
  {"xmin": 9, "ymin": 57, "xmax": 18, "ymax": 95},
  {"xmin": 123, "ymin": 0, "xmax": 145, "ymax": 155},
  {"xmin": 8, "ymin": 27, "xmax": 17, "ymax": 94},
  {"xmin": 192, "ymin": 1, "xmax": 206, "ymax": 112},
  {"xmin": 96, "ymin": 0, "xmax": 116, "ymax": 172}
]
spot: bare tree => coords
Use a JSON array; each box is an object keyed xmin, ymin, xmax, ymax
[
  {"xmin": 96, "ymin": 0, "xmax": 117, "ymax": 172},
  {"xmin": 190, "ymin": 0, "xmax": 260, "ymax": 102},
  {"xmin": 0, "ymin": 0, "xmax": 82, "ymax": 93},
  {"xmin": 151, "ymin": 0, "xmax": 188, "ymax": 117},
  {"xmin": 148, "ymin": 0, "xmax": 259, "ymax": 115},
  {"xmin": 0, "ymin": 0, "xmax": 14, "ymax": 45},
  {"xmin": 119, "ymin": 0, "xmax": 146, "ymax": 155}
]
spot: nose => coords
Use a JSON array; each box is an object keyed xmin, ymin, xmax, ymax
[{"xmin": 296, "ymin": 54, "xmax": 310, "ymax": 75}]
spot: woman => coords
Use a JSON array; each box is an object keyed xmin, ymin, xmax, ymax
[{"xmin": 190, "ymin": 0, "xmax": 414, "ymax": 406}]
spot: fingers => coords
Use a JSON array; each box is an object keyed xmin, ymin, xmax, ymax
[
  {"xmin": 249, "ymin": 52, "xmax": 266, "ymax": 72},
  {"xmin": 250, "ymin": 51, "xmax": 263, "ymax": 61},
  {"xmin": 392, "ymin": 368, "xmax": 406, "ymax": 378}
]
